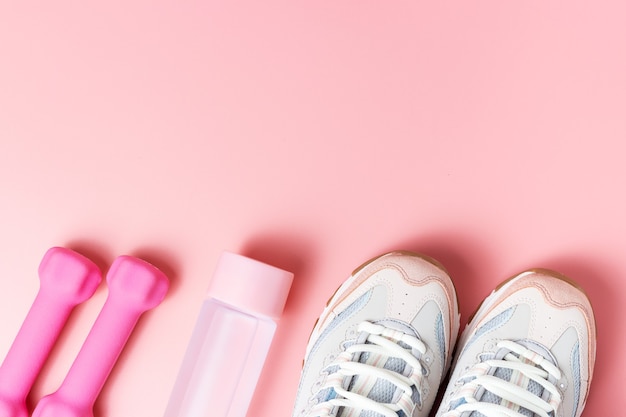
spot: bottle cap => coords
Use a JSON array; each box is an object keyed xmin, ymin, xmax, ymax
[{"xmin": 207, "ymin": 251, "xmax": 294, "ymax": 320}]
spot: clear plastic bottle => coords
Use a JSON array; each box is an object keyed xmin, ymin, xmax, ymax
[{"xmin": 164, "ymin": 251, "xmax": 293, "ymax": 417}]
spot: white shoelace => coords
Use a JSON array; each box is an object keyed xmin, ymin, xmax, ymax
[
  {"xmin": 310, "ymin": 321, "xmax": 427, "ymax": 417},
  {"xmin": 444, "ymin": 340, "xmax": 563, "ymax": 417}
]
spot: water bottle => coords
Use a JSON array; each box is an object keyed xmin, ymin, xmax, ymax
[{"xmin": 164, "ymin": 251, "xmax": 293, "ymax": 417}]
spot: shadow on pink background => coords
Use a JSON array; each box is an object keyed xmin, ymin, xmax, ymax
[{"xmin": 0, "ymin": 2, "xmax": 624, "ymax": 416}]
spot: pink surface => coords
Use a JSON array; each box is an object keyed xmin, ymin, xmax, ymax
[{"xmin": 0, "ymin": 2, "xmax": 624, "ymax": 416}]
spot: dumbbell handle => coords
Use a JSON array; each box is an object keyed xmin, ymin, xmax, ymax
[
  {"xmin": 54, "ymin": 299, "xmax": 143, "ymax": 406},
  {"xmin": 0, "ymin": 292, "xmax": 75, "ymax": 399}
]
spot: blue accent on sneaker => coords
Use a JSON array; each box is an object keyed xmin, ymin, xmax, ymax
[
  {"xmin": 436, "ymin": 312, "xmax": 445, "ymax": 365},
  {"xmin": 310, "ymin": 289, "xmax": 373, "ymax": 357},
  {"xmin": 466, "ymin": 306, "xmax": 516, "ymax": 348},
  {"xmin": 571, "ymin": 341, "xmax": 580, "ymax": 417},
  {"xmin": 325, "ymin": 388, "xmax": 337, "ymax": 401},
  {"xmin": 449, "ymin": 397, "xmax": 466, "ymax": 409},
  {"xmin": 297, "ymin": 291, "xmax": 373, "ymax": 409}
]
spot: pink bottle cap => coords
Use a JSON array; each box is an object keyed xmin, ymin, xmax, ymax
[{"xmin": 207, "ymin": 251, "xmax": 294, "ymax": 320}]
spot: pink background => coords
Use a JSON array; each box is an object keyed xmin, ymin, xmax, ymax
[{"xmin": 0, "ymin": 2, "xmax": 624, "ymax": 416}]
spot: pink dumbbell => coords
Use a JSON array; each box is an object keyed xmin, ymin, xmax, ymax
[
  {"xmin": 33, "ymin": 255, "xmax": 169, "ymax": 417},
  {"xmin": 0, "ymin": 247, "xmax": 102, "ymax": 417}
]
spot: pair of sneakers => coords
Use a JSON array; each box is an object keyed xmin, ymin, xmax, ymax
[{"xmin": 292, "ymin": 251, "xmax": 596, "ymax": 417}]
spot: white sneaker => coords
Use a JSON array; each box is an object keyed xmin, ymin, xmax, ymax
[
  {"xmin": 435, "ymin": 269, "xmax": 597, "ymax": 417},
  {"xmin": 292, "ymin": 251, "xmax": 460, "ymax": 417}
]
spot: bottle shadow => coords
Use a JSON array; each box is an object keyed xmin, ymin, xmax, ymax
[{"xmin": 238, "ymin": 232, "xmax": 318, "ymax": 417}]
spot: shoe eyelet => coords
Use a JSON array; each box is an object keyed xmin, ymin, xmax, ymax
[
  {"xmin": 346, "ymin": 326, "xmax": 358, "ymax": 339},
  {"xmin": 484, "ymin": 340, "xmax": 496, "ymax": 351},
  {"xmin": 323, "ymin": 353, "xmax": 338, "ymax": 367}
]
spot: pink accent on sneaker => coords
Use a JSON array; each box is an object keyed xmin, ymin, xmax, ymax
[
  {"xmin": 32, "ymin": 255, "xmax": 169, "ymax": 417},
  {"xmin": 0, "ymin": 247, "xmax": 101, "ymax": 417}
]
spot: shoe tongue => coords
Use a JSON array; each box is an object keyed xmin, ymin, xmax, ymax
[
  {"xmin": 469, "ymin": 340, "xmax": 556, "ymax": 417},
  {"xmin": 339, "ymin": 321, "xmax": 421, "ymax": 417},
  {"xmin": 514, "ymin": 339, "xmax": 557, "ymax": 367}
]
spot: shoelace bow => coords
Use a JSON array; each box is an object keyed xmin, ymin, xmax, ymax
[
  {"xmin": 444, "ymin": 340, "xmax": 563, "ymax": 417},
  {"xmin": 310, "ymin": 321, "xmax": 427, "ymax": 417}
]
